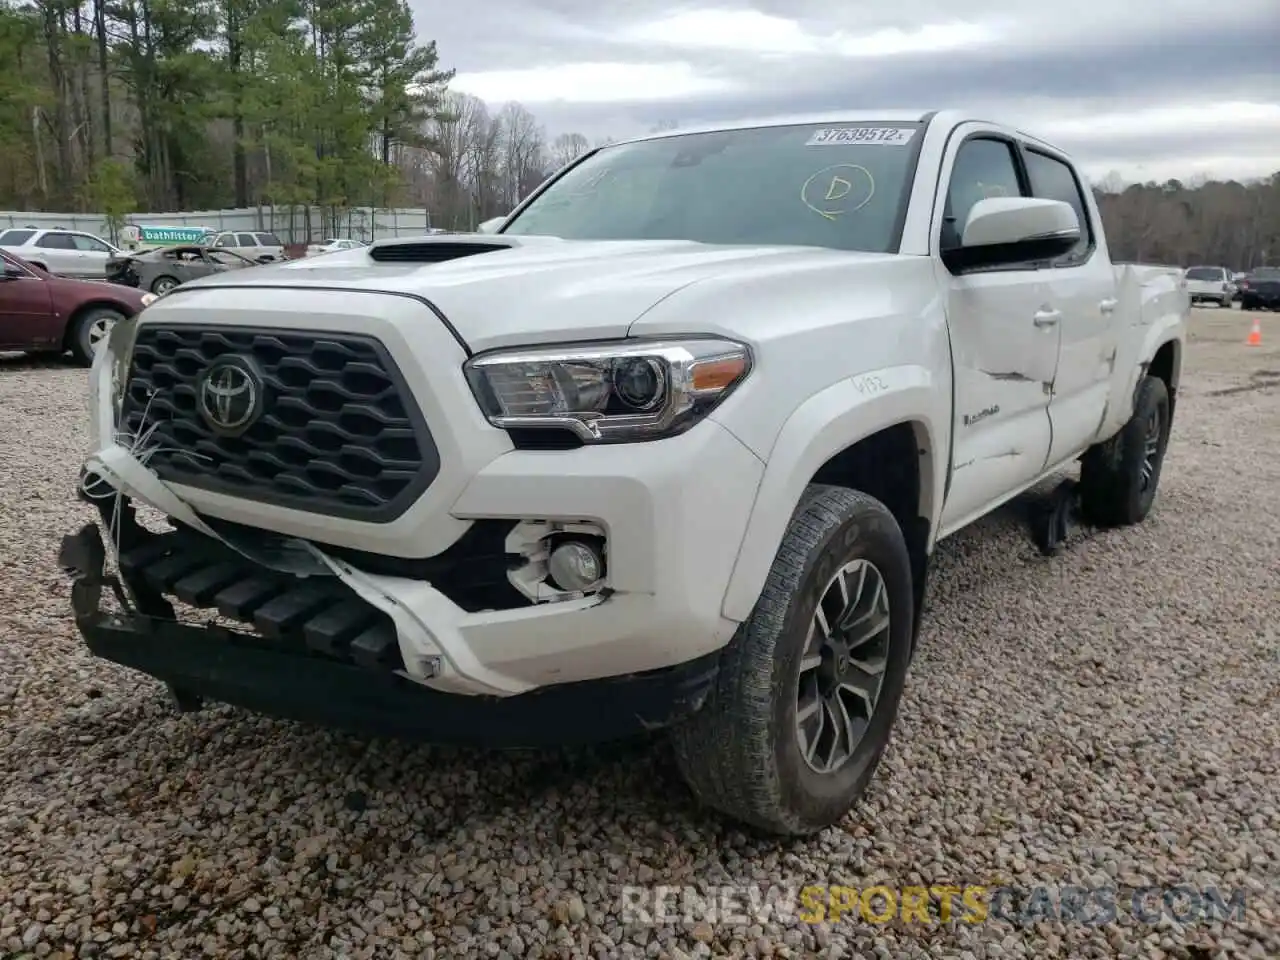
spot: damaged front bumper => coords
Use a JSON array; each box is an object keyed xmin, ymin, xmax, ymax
[
  {"xmin": 74, "ymin": 312, "xmax": 747, "ymax": 727},
  {"xmin": 57, "ymin": 505, "xmax": 719, "ymax": 746}
]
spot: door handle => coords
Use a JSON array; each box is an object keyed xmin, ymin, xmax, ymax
[
  {"xmin": 1033, "ymin": 308, "xmax": 1061, "ymax": 328},
  {"xmin": 1099, "ymin": 297, "xmax": 1118, "ymax": 314}
]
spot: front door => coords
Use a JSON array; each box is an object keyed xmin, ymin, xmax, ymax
[
  {"xmin": 0, "ymin": 258, "xmax": 56, "ymax": 349},
  {"xmin": 71, "ymin": 233, "xmax": 116, "ymax": 279},
  {"xmin": 935, "ymin": 132, "xmax": 1061, "ymax": 535}
]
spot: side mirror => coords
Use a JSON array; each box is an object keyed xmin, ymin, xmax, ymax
[
  {"xmin": 943, "ymin": 198, "xmax": 1080, "ymax": 272},
  {"xmin": 477, "ymin": 216, "xmax": 507, "ymax": 235},
  {"xmin": 1, "ymin": 264, "xmax": 23, "ymax": 281}
]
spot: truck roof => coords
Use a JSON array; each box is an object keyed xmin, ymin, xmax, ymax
[{"xmin": 610, "ymin": 109, "xmax": 1071, "ymax": 158}]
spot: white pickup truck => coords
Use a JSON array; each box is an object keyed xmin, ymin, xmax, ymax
[{"xmin": 63, "ymin": 110, "xmax": 1187, "ymax": 836}]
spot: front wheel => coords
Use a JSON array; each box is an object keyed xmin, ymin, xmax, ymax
[
  {"xmin": 69, "ymin": 307, "xmax": 124, "ymax": 366},
  {"xmin": 1079, "ymin": 374, "xmax": 1171, "ymax": 527},
  {"xmin": 670, "ymin": 485, "xmax": 915, "ymax": 836}
]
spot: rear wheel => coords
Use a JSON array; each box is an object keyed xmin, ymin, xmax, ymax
[
  {"xmin": 68, "ymin": 307, "xmax": 124, "ymax": 366},
  {"xmin": 1079, "ymin": 375, "xmax": 1171, "ymax": 527},
  {"xmin": 151, "ymin": 275, "xmax": 178, "ymax": 295},
  {"xmin": 670, "ymin": 485, "xmax": 915, "ymax": 836}
]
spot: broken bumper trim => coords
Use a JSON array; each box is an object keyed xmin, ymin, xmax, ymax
[{"xmin": 58, "ymin": 521, "xmax": 720, "ymax": 747}]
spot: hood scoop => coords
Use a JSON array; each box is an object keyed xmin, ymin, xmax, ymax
[{"xmin": 368, "ymin": 237, "xmax": 514, "ymax": 264}]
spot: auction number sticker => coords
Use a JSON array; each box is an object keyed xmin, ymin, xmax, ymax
[{"xmin": 806, "ymin": 127, "xmax": 916, "ymax": 147}]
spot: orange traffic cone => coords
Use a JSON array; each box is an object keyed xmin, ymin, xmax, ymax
[{"xmin": 1247, "ymin": 315, "xmax": 1262, "ymax": 347}]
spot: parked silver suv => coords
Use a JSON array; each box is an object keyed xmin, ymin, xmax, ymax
[
  {"xmin": 0, "ymin": 227, "xmax": 122, "ymax": 278},
  {"xmin": 210, "ymin": 230, "xmax": 287, "ymax": 262}
]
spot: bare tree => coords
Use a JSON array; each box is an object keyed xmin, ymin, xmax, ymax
[
  {"xmin": 460, "ymin": 98, "xmax": 500, "ymax": 225},
  {"xmin": 549, "ymin": 131, "xmax": 589, "ymax": 171},
  {"xmin": 495, "ymin": 101, "xmax": 545, "ymax": 211},
  {"xmin": 429, "ymin": 91, "xmax": 487, "ymax": 227}
]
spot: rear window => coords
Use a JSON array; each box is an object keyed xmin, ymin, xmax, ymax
[
  {"xmin": 1022, "ymin": 149, "xmax": 1093, "ymax": 263},
  {"xmin": 36, "ymin": 232, "xmax": 76, "ymax": 249},
  {"xmin": 0, "ymin": 229, "xmax": 36, "ymax": 245},
  {"xmin": 256, "ymin": 233, "xmax": 282, "ymax": 245},
  {"xmin": 1185, "ymin": 267, "xmax": 1222, "ymax": 281},
  {"xmin": 1251, "ymin": 267, "xmax": 1280, "ymax": 279}
]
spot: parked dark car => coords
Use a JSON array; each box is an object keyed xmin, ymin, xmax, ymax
[
  {"xmin": 1239, "ymin": 267, "xmax": 1280, "ymax": 311},
  {"xmin": 1, "ymin": 249, "xmax": 151, "ymax": 364},
  {"xmin": 106, "ymin": 244, "xmax": 261, "ymax": 295}
]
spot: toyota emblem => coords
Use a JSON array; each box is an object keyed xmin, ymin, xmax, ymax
[{"xmin": 197, "ymin": 357, "xmax": 263, "ymax": 435}]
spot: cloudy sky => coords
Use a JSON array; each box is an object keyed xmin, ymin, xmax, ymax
[{"xmin": 416, "ymin": 0, "xmax": 1280, "ymax": 185}]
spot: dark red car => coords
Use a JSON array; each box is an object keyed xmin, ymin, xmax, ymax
[{"xmin": 1, "ymin": 249, "xmax": 153, "ymax": 365}]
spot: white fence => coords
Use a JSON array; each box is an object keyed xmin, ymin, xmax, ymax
[{"xmin": 0, "ymin": 206, "xmax": 439, "ymax": 245}]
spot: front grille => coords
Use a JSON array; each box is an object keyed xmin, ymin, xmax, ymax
[{"xmin": 120, "ymin": 325, "xmax": 440, "ymax": 522}]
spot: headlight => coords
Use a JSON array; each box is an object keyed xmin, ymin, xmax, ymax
[
  {"xmin": 140, "ymin": 292, "xmax": 158, "ymax": 306},
  {"xmin": 464, "ymin": 338, "xmax": 753, "ymax": 443}
]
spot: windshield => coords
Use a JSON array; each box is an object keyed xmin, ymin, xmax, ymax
[
  {"xmin": 503, "ymin": 122, "xmax": 925, "ymax": 253},
  {"xmin": 1185, "ymin": 267, "xmax": 1222, "ymax": 280}
]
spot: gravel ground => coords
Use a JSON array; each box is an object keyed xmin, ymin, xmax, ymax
[{"xmin": 1, "ymin": 307, "xmax": 1277, "ymax": 960}]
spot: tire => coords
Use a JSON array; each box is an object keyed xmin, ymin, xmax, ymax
[
  {"xmin": 68, "ymin": 307, "xmax": 124, "ymax": 366},
  {"xmin": 1079, "ymin": 375, "xmax": 1171, "ymax": 528},
  {"xmin": 670, "ymin": 485, "xmax": 916, "ymax": 836},
  {"xmin": 151, "ymin": 275, "xmax": 179, "ymax": 295},
  {"xmin": 1221, "ymin": 297, "xmax": 1232, "ymax": 309}
]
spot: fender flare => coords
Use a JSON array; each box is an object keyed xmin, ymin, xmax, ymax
[
  {"xmin": 1100, "ymin": 309, "xmax": 1186, "ymax": 440},
  {"xmin": 719, "ymin": 364, "xmax": 947, "ymax": 622},
  {"xmin": 1128, "ymin": 319, "xmax": 1185, "ymax": 416}
]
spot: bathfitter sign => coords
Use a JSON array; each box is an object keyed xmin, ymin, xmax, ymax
[{"xmin": 122, "ymin": 224, "xmax": 215, "ymax": 246}]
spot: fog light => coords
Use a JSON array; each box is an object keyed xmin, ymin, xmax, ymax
[{"xmin": 547, "ymin": 540, "xmax": 604, "ymax": 592}]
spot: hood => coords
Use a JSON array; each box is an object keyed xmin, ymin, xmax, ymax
[
  {"xmin": 49, "ymin": 272, "xmax": 147, "ymax": 305},
  {"xmin": 172, "ymin": 235, "xmax": 898, "ymax": 351}
]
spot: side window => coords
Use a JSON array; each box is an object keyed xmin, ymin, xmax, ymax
[
  {"xmin": 256, "ymin": 232, "xmax": 282, "ymax": 246},
  {"xmin": 1023, "ymin": 149, "xmax": 1094, "ymax": 263},
  {"xmin": 942, "ymin": 138, "xmax": 1024, "ymax": 250},
  {"xmin": 36, "ymin": 232, "xmax": 76, "ymax": 250},
  {"xmin": 214, "ymin": 233, "xmax": 233, "ymax": 247},
  {"xmin": 236, "ymin": 233, "xmax": 257, "ymax": 246},
  {"xmin": 0, "ymin": 229, "xmax": 36, "ymax": 245},
  {"xmin": 71, "ymin": 234, "xmax": 111, "ymax": 253}
]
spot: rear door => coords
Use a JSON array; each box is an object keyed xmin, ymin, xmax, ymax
[
  {"xmin": 1019, "ymin": 145, "xmax": 1122, "ymax": 466},
  {"xmin": 236, "ymin": 233, "xmax": 260, "ymax": 258},
  {"xmin": 31, "ymin": 231, "xmax": 79, "ymax": 275}
]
